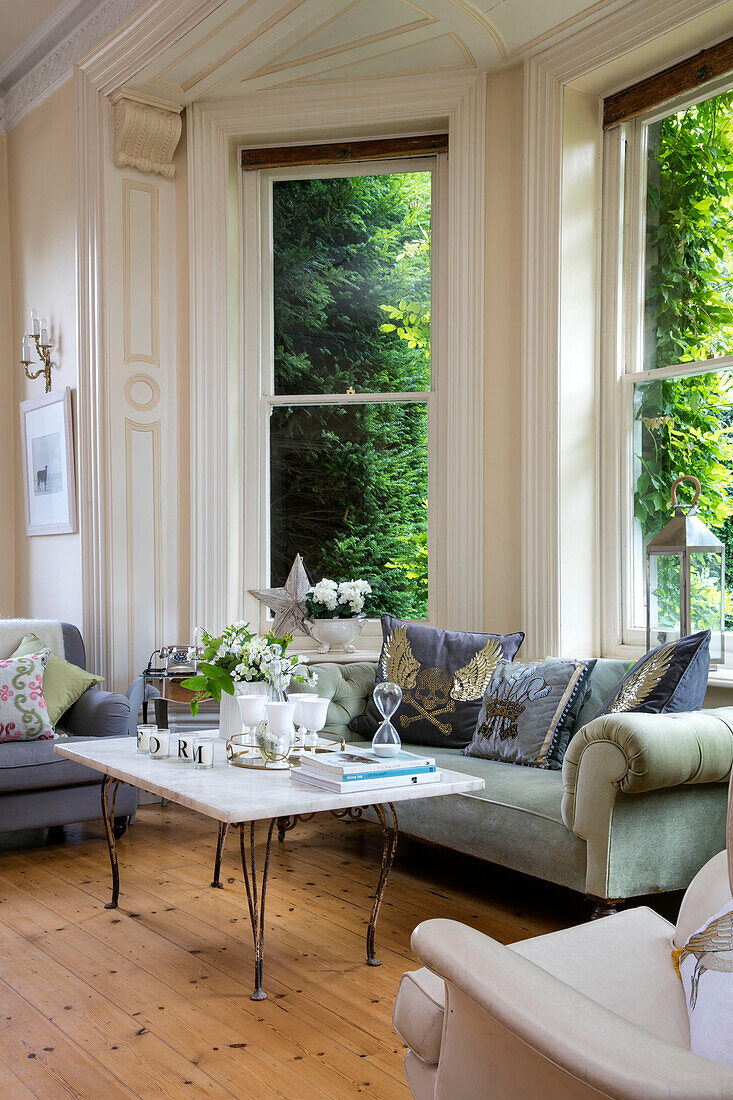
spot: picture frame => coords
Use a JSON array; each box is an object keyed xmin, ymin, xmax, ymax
[{"xmin": 19, "ymin": 387, "xmax": 77, "ymax": 536}]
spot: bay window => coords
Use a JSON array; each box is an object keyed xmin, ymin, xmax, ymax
[{"xmin": 609, "ymin": 84, "xmax": 733, "ymax": 654}]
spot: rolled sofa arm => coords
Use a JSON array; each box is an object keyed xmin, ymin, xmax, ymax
[
  {"xmin": 562, "ymin": 708, "xmax": 733, "ymax": 834},
  {"xmin": 411, "ymin": 918, "xmax": 733, "ymax": 1099},
  {"xmin": 61, "ymin": 687, "xmax": 132, "ymax": 738}
]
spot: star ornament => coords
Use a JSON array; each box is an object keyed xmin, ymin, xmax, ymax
[{"xmin": 250, "ymin": 554, "xmax": 313, "ymax": 636}]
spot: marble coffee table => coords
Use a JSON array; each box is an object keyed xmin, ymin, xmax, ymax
[{"xmin": 55, "ymin": 736, "xmax": 484, "ymax": 1000}]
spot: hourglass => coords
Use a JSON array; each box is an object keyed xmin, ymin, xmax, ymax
[{"xmin": 371, "ymin": 681, "xmax": 403, "ymax": 757}]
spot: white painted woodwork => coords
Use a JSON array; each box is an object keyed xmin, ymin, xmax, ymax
[
  {"xmin": 70, "ymin": 0, "xmax": 733, "ymax": 692},
  {"xmin": 188, "ymin": 74, "xmax": 486, "ymax": 638}
]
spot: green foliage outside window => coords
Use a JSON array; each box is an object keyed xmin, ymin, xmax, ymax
[
  {"xmin": 271, "ymin": 172, "xmax": 431, "ymax": 619},
  {"xmin": 635, "ymin": 90, "xmax": 733, "ymax": 630}
]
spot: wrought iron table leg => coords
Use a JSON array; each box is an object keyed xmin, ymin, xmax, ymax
[
  {"xmin": 100, "ymin": 774, "xmax": 121, "ymax": 909},
  {"xmin": 211, "ymin": 821, "xmax": 229, "ymax": 888},
  {"xmin": 366, "ymin": 803, "xmax": 398, "ymax": 966},
  {"xmin": 239, "ymin": 818, "xmax": 276, "ymax": 1000},
  {"xmin": 277, "ymin": 812, "xmax": 314, "ymax": 841}
]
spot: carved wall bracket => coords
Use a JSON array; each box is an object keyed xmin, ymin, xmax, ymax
[{"xmin": 112, "ymin": 94, "xmax": 182, "ymax": 178}]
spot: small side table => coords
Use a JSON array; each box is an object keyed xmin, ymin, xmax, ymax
[{"xmin": 141, "ymin": 671, "xmax": 199, "ymax": 729}]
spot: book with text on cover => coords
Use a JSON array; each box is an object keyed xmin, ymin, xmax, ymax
[{"xmin": 304, "ymin": 747, "xmax": 436, "ymax": 776}]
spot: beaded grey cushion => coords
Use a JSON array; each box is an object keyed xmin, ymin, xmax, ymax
[{"xmin": 462, "ymin": 659, "xmax": 591, "ymax": 769}]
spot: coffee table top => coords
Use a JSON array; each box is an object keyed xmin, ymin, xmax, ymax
[{"xmin": 55, "ymin": 736, "xmax": 484, "ymax": 823}]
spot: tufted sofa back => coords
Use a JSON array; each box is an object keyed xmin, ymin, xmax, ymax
[{"xmin": 289, "ymin": 661, "xmax": 377, "ymax": 740}]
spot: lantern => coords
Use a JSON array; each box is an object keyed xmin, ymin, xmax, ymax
[{"xmin": 646, "ymin": 475, "xmax": 725, "ymax": 665}]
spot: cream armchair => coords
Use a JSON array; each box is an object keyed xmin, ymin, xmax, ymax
[{"xmin": 394, "ymin": 776, "xmax": 733, "ymax": 1100}]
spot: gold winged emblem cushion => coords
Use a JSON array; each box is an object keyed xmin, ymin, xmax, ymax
[
  {"xmin": 674, "ymin": 898, "xmax": 733, "ymax": 1067},
  {"xmin": 595, "ymin": 630, "xmax": 711, "ymax": 719},
  {"xmin": 348, "ymin": 616, "xmax": 524, "ymax": 748},
  {"xmin": 462, "ymin": 658, "xmax": 592, "ymax": 769}
]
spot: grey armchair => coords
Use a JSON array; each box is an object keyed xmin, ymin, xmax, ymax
[{"xmin": 0, "ymin": 619, "xmax": 137, "ymax": 837}]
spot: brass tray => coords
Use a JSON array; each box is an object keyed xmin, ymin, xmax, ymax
[{"xmin": 226, "ymin": 732, "xmax": 345, "ymax": 770}]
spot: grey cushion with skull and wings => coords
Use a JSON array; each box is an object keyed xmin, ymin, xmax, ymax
[
  {"xmin": 462, "ymin": 659, "xmax": 592, "ymax": 769},
  {"xmin": 348, "ymin": 616, "xmax": 525, "ymax": 749}
]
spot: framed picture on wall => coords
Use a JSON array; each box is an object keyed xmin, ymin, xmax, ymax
[{"xmin": 20, "ymin": 387, "xmax": 77, "ymax": 536}]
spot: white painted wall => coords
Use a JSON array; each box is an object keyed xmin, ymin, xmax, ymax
[
  {"xmin": 0, "ymin": 135, "xmax": 14, "ymax": 616},
  {"xmin": 559, "ymin": 85, "xmax": 602, "ymax": 657},
  {"xmin": 7, "ymin": 78, "xmax": 83, "ymax": 627}
]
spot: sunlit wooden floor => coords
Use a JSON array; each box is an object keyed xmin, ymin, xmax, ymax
[{"xmin": 0, "ymin": 802, "xmax": 680, "ymax": 1099}]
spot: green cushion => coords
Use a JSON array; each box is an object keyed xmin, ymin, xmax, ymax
[
  {"xmin": 572, "ymin": 657, "xmax": 632, "ymax": 733},
  {"xmin": 11, "ymin": 633, "xmax": 102, "ymax": 726}
]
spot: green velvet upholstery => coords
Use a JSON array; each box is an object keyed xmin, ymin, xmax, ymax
[
  {"xmin": 300, "ymin": 661, "xmax": 733, "ymax": 903},
  {"xmin": 290, "ymin": 662, "xmax": 377, "ymax": 740}
]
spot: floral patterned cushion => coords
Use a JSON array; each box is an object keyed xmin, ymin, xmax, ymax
[{"xmin": 0, "ymin": 650, "xmax": 54, "ymax": 742}]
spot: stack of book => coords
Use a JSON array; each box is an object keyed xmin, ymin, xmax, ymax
[{"xmin": 292, "ymin": 748, "xmax": 440, "ymax": 792}]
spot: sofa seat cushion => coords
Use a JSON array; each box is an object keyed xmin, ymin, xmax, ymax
[
  {"xmin": 354, "ymin": 741, "xmax": 567, "ymax": 820},
  {"xmin": 393, "ymin": 967, "xmax": 445, "ymax": 1064},
  {"xmin": 0, "ymin": 736, "xmax": 106, "ymax": 793},
  {"xmin": 351, "ymin": 741, "xmax": 588, "ymax": 892},
  {"xmin": 511, "ymin": 906, "xmax": 689, "ymax": 1047}
]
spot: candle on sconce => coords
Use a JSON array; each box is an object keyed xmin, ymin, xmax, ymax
[
  {"xmin": 21, "ymin": 335, "xmax": 31, "ymax": 361},
  {"xmin": 30, "ymin": 309, "xmax": 40, "ymax": 336},
  {"xmin": 40, "ymin": 318, "xmax": 49, "ymax": 345}
]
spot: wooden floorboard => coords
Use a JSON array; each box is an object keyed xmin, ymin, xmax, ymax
[{"xmin": 0, "ymin": 802, "xmax": 682, "ymax": 1099}]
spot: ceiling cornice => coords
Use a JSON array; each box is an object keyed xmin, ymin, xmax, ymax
[{"xmin": 0, "ymin": 0, "xmax": 148, "ymax": 135}]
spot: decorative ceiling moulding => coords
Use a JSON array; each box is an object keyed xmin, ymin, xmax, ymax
[
  {"xmin": 126, "ymin": 0, "xmax": 504, "ymax": 103},
  {"xmin": 0, "ymin": 0, "xmax": 147, "ymax": 134},
  {"xmin": 112, "ymin": 93, "xmax": 183, "ymax": 177}
]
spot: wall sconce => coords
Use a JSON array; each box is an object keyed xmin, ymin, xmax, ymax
[{"xmin": 20, "ymin": 309, "xmax": 54, "ymax": 393}]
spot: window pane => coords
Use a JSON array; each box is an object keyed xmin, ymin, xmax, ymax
[
  {"xmin": 633, "ymin": 371, "xmax": 733, "ymax": 629},
  {"xmin": 643, "ymin": 91, "xmax": 733, "ymax": 371},
  {"xmin": 270, "ymin": 402, "xmax": 427, "ymax": 618},
  {"xmin": 272, "ymin": 172, "xmax": 431, "ymax": 395}
]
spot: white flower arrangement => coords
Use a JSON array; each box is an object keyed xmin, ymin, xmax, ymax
[
  {"xmin": 182, "ymin": 622, "xmax": 316, "ymax": 716},
  {"xmin": 305, "ymin": 578, "xmax": 372, "ymax": 620}
]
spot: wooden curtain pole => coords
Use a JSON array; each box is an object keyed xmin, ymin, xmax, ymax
[
  {"xmin": 603, "ymin": 34, "xmax": 733, "ymax": 129},
  {"xmin": 241, "ymin": 134, "xmax": 448, "ymax": 170}
]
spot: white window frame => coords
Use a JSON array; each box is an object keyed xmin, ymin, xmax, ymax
[
  {"xmin": 602, "ymin": 75, "xmax": 733, "ymax": 662},
  {"xmin": 241, "ymin": 155, "xmax": 445, "ymax": 644}
]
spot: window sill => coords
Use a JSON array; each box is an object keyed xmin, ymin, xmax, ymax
[
  {"xmin": 706, "ymin": 669, "xmax": 733, "ymax": 690},
  {"xmin": 306, "ymin": 650, "xmax": 381, "ymax": 665}
]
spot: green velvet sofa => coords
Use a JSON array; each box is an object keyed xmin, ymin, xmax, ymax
[{"xmin": 290, "ymin": 661, "xmax": 733, "ymax": 914}]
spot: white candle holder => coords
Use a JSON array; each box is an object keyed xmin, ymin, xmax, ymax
[
  {"xmin": 137, "ymin": 724, "xmax": 157, "ymax": 753},
  {"xmin": 193, "ymin": 737, "xmax": 215, "ymax": 769},
  {"xmin": 149, "ymin": 730, "xmax": 170, "ymax": 759}
]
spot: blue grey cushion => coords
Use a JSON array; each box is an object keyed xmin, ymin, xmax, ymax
[
  {"xmin": 462, "ymin": 659, "xmax": 591, "ymax": 769},
  {"xmin": 596, "ymin": 630, "xmax": 711, "ymax": 718},
  {"xmin": 348, "ymin": 615, "xmax": 524, "ymax": 749}
]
